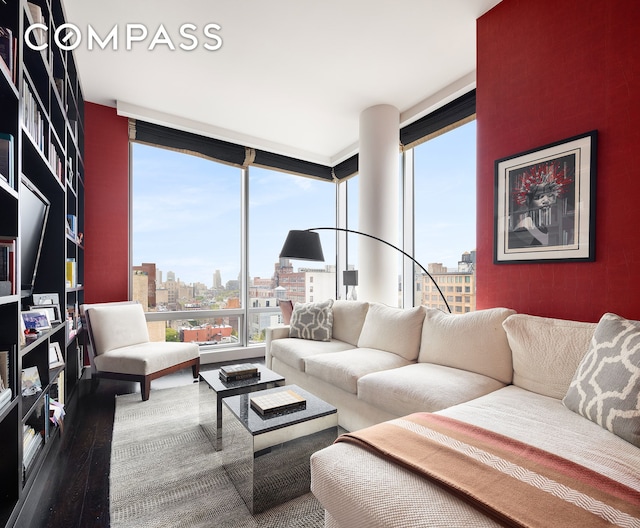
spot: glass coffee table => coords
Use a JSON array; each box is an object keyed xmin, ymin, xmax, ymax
[
  {"xmin": 199, "ymin": 364, "xmax": 285, "ymax": 450},
  {"xmin": 222, "ymin": 384, "xmax": 338, "ymax": 513}
]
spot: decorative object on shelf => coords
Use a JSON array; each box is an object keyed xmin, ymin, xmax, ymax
[
  {"xmin": 32, "ymin": 292, "xmax": 59, "ymax": 306},
  {"xmin": 494, "ymin": 130, "xmax": 597, "ymax": 263},
  {"xmin": 30, "ymin": 303, "xmax": 61, "ymax": 324},
  {"xmin": 250, "ymin": 388, "xmax": 306, "ymax": 416},
  {"xmin": 279, "ymin": 228, "xmax": 451, "ymax": 313},
  {"xmin": 48, "ymin": 342, "xmax": 64, "ymax": 369},
  {"xmin": 343, "ymin": 270, "xmax": 358, "ymax": 300},
  {"xmin": 21, "ymin": 366, "xmax": 42, "ymax": 396},
  {"xmin": 21, "ymin": 310, "xmax": 51, "ymax": 332}
]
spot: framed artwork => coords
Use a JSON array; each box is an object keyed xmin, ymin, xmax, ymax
[
  {"xmin": 494, "ymin": 131, "xmax": 597, "ymax": 263},
  {"xmin": 21, "ymin": 366, "xmax": 42, "ymax": 396},
  {"xmin": 21, "ymin": 310, "xmax": 51, "ymax": 332},
  {"xmin": 49, "ymin": 342, "xmax": 64, "ymax": 368},
  {"xmin": 30, "ymin": 303, "xmax": 61, "ymax": 324}
]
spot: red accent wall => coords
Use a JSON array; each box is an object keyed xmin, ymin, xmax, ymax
[
  {"xmin": 476, "ymin": 0, "xmax": 640, "ymax": 322},
  {"xmin": 84, "ymin": 103, "xmax": 129, "ymax": 303}
]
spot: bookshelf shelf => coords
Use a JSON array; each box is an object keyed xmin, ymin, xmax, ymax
[{"xmin": 0, "ymin": 0, "xmax": 84, "ymax": 525}]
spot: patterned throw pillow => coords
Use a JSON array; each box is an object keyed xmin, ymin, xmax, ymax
[
  {"xmin": 563, "ymin": 313, "xmax": 640, "ymax": 447},
  {"xmin": 289, "ymin": 299, "xmax": 334, "ymax": 342}
]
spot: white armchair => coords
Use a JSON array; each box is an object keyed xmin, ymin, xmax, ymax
[{"xmin": 82, "ymin": 302, "xmax": 200, "ymax": 400}]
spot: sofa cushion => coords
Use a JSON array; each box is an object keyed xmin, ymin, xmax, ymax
[
  {"xmin": 357, "ymin": 303, "xmax": 425, "ymax": 361},
  {"xmin": 503, "ymin": 314, "xmax": 596, "ymax": 399},
  {"xmin": 331, "ymin": 300, "xmax": 369, "ymax": 346},
  {"xmin": 418, "ymin": 307, "xmax": 515, "ymax": 384},
  {"xmin": 269, "ymin": 337, "xmax": 356, "ymax": 372},
  {"xmin": 358, "ymin": 363, "xmax": 506, "ymax": 416},
  {"xmin": 304, "ymin": 348, "xmax": 411, "ymax": 394},
  {"xmin": 289, "ymin": 299, "xmax": 334, "ymax": 341},
  {"xmin": 94, "ymin": 341, "xmax": 199, "ymax": 375},
  {"xmin": 563, "ymin": 312, "xmax": 640, "ymax": 448},
  {"xmin": 87, "ymin": 303, "xmax": 150, "ymax": 355}
]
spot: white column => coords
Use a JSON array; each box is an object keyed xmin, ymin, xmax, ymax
[{"xmin": 358, "ymin": 104, "xmax": 399, "ymax": 305}]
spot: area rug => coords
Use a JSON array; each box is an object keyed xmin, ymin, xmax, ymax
[{"xmin": 110, "ymin": 383, "xmax": 325, "ymax": 528}]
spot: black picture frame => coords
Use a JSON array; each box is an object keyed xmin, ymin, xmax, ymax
[{"xmin": 494, "ymin": 131, "xmax": 597, "ymax": 263}]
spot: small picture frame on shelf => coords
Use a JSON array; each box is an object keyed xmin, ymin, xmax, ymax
[
  {"xmin": 32, "ymin": 292, "xmax": 60, "ymax": 306},
  {"xmin": 30, "ymin": 303, "xmax": 61, "ymax": 324},
  {"xmin": 21, "ymin": 310, "xmax": 51, "ymax": 332},
  {"xmin": 48, "ymin": 342, "xmax": 64, "ymax": 368},
  {"xmin": 21, "ymin": 366, "xmax": 42, "ymax": 396}
]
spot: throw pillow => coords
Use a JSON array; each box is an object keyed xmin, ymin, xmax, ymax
[
  {"xmin": 357, "ymin": 303, "xmax": 425, "ymax": 361},
  {"xmin": 289, "ymin": 299, "xmax": 334, "ymax": 342},
  {"xmin": 502, "ymin": 314, "xmax": 597, "ymax": 399},
  {"xmin": 419, "ymin": 307, "xmax": 515, "ymax": 384},
  {"xmin": 563, "ymin": 313, "xmax": 640, "ymax": 448}
]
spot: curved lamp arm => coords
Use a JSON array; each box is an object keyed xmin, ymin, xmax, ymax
[{"xmin": 280, "ymin": 227, "xmax": 451, "ymax": 313}]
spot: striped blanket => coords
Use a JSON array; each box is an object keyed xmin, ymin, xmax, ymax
[{"xmin": 335, "ymin": 413, "xmax": 640, "ymax": 528}]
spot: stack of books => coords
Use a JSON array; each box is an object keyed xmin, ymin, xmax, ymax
[
  {"xmin": 250, "ymin": 389, "xmax": 306, "ymax": 416},
  {"xmin": 219, "ymin": 363, "xmax": 260, "ymax": 383},
  {"xmin": 23, "ymin": 424, "xmax": 42, "ymax": 473}
]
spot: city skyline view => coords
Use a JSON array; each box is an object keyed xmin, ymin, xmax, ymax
[{"xmin": 131, "ymin": 121, "xmax": 476, "ymax": 288}]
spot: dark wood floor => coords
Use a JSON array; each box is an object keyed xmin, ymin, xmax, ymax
[{"xmin": 15, "ymin": 359, "xmax": 260, "ymax": 528}]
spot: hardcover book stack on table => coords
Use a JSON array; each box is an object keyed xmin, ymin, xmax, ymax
[
  {"xmin": 250, "ymin": 389, "xmax": 306, "ymax": 416},
  {"xmin": 219, "ymin": 363, "xmax": 260, "ymax": 383}
]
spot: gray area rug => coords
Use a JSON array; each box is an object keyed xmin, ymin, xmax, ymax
[{"xmin": 110, "ymin": 383, "xmax": 325, "ymax": 528}]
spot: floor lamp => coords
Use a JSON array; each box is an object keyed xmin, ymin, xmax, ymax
[{"xmin": 278, "ymin": 228, "xmax": 452, "ymax": 313}]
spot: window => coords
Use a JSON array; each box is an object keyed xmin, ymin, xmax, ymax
[
  {"xmin": 131, "ymin": 143, "xmax": 242, "ymax": 346},
  {"xmin": 413, "ymin": 120, "xmax": 476, "ymax": 311},
  {"xmin": 248, "ymin": 166, "xmax": 334, "ymax": 343},
  {"xmin": 131, "ymin": 144, "xmax": 337, "ymax": 349}
]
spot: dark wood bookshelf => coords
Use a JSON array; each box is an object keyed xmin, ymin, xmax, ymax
[{"xmin": 0, "ymin": 1, "xmax": 84, "ymax": 526}]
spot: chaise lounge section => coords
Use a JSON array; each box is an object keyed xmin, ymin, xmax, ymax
[{"xmin": 267, "ymin": 302, "xmax": 640, "ymax": 526}]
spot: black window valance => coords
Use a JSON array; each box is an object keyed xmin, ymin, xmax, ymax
[
  {"xmin": 130, "ymin": 90, "xmax": 475, "ymax": 182},
  {"xmin": 400, "ymin": 89, "xmax": 476, "ymax": 149}
]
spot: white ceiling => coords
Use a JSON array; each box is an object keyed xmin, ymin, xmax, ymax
[{"xmin": 63, "ymin": 0, "xmax": 501, "ymax": 166}]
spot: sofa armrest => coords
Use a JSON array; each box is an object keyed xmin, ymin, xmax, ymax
[{"xmin": 265, "ymin": 325, "xmax": 290, "ymax": 369}]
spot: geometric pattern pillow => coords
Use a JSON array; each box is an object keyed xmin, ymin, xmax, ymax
[
  {"xmin": 563, "ymin": 312, "xmax": 640, "ymax": 448},
  {"xmin": 289, "ymin": 299, "xmax": 334, "ymax": 342}
]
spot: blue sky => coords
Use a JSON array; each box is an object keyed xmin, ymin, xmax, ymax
[{"xmin": 132, "ymin": 121, "xmax": 476, "ymax": 286}]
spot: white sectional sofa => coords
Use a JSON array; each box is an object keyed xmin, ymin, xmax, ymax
[{"xmin": 266, "ymin": 302, "xmax": 640, "ymax": 527}]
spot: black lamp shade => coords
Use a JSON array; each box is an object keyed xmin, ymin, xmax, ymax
[
  {"xmin": 279, "ymin": 230, "xmax": 325, "ymax": 261},
  {"xmin": 343, "ymin": 270, "xmax": 358, "ymax": 286}
]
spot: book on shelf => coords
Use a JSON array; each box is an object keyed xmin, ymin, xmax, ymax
[
  {"xmin": 0, "ymin": 348, "xmax": 9, "ymax": 389},
  {"xmin": 65, "ymin": 258, "xmax": 77, "ymax": 287},
  {"xmin": 250, "ymin": 389, "xmax": 306, "ymax": 416},
  {"xmin": 66, "ymin": 214, "xmax": 77, "ymax": 241},
  {"xmin": 49, "ymin": 399, "xmax": 65, "ymax": 432},
  {"xmin": 0, "ymin": 239, "xmax": 16, "ymax": 296},
  {"xmin": 0, "ymin": 347, "xmax": 10, "ymax": 411},
  {"xmin": 26, "ymin": 3, "xmax": 46, "ymax": 48},
  {"xmin": 0, "ymin": 386, "xmax": 10, "ymax": 411},
  {"xmin": 0, "ymin": 132, "xmax": 14, "ymax": 188},
  {"xmin": 219, "ymin": 363, "xmax": 259, "ymax": 382},
  {"xmin": 22, "ymin": 424, "xmax": 42, "ymax": 471},
  {"xmin": 0, "ymin": 26, "xmax": 16, "ymax": 84}
]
